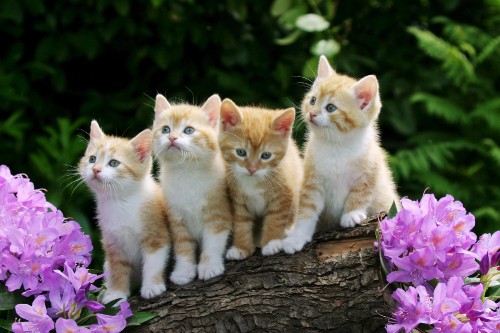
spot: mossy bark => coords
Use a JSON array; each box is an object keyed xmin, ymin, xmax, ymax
[{"xmin": 129, "ymin": 216, "xmax": 390, "ymax": 333}]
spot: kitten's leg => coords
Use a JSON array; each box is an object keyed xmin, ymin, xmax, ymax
[
  {"xmin": 226, "ymin": 197, "xmax": 255, "ymax": 260},
  {"xmin": 260, "ymin": 190, "xmax": 295, "ymax": 256},
  {"xmin": 283, "ymin": 171, "xmax": 324, "ymax": 254},
  {"xmin": 340, "ymin": 174, "xmax": 374, "ymax": 228},
  {"xmin": 199, "ymin": 199, "xmax": 231, "ymax": 280},
  {"xmin": 101, "ymin": 242, "xmax": 132, "ymax": 304},
  {"xmin": 170, "ymin": 218, "xmax": 197, "ymax": 285},
  {"xmin": 140, "ymin": 243, "xmax": 170, "ymax": 299}
]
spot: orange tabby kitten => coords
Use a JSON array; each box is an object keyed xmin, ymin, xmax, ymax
[
  {"xmin": 284, "ymin": 56, "xmax": 399, "ymax": 254},
  {"xmin": 152, "ymin": 94, "xmax": 232, "ymax": 284},
  {"xmin": 79, "ymin": 121, "xmax": 171, "ymax": 303},
  {"xmin": 219, "ymin": 99, "xmax": 303, "ymax": 259}
]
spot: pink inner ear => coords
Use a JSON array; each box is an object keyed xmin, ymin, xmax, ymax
[
  {"xmin": 135, "ymin": 145, "xmax": 149, "ymax": 163},
  {"xmin": 358, "ymin": 90, "xmax": 372, "ymax": 109},
  {"xmin": 273, "ymin": 112, "xmax": 294, "ymax": 137}
]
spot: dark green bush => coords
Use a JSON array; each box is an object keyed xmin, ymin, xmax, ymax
[{"xmin": 1, "ymin": 0, "xmax": 498, "ymax": 270}]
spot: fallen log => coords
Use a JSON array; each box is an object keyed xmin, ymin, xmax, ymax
[{"xmin": 129, "ymin": 215, "xmax": 391, "ymax": 333}]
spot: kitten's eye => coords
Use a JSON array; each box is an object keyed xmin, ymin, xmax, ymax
[
  {"xmin": 183, "ymin": 127, "xmax": 195, "ymax": 135},
  {"xmin": 89, "ymin": 156, "xmax": 96, "ymax": 163},
  {"xmin": 261, "ymin": 152, "xmax": 272, "ymax": 160},
  {"xmin": 325, "ymin": 104, "xmax": 337, "ymax": 113},
  {"xmin": 108, "ymin": 160, "xmax": 120, "ymax": 167},
  {"xmin": 310, "ymin": 97, "xmax": 317, "ymax": 105},
  {"xmin": 236, "ymin": 149, "xmax": 247, "ymax": 157},
  {"xmin": 162, "ymin": 126, "xmax": 170, "ymax": 134}
]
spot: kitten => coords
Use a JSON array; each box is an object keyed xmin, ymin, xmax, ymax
[
  {"xmin": 219, "ymin": 99, "xmax": 303, "ymax": 259},
  {"xmin": 152, "ymin": 94, "xmax": 232, "ymax": 285},
  {"xmin": 79, "ymin": 121, "xmax": 171, "ymax": 303},
  {"xmin": 283, "ymin": 55, "xmax": 399, "ymax": 254}
]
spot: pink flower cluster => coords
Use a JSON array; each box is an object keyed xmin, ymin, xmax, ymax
[
  {"xmin": 380, "ymin": 193, "xmax": 500, "ymax": 332},
  {"xmin": 0, "ymin": 165, "xmax": 132, "ymax": 332}
]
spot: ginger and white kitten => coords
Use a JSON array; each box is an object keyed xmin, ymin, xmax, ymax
[
  {"xmin": 79, "ymin": 121, "xmax": 171, "ymax": 303},
  {"xmin": 219, "ymin": 99, "xmax": 303, "ymax": 259},
  {"xmin": 152, "ymin": 94, "xmax": 232, "ymax": 285},
  {"xmin": 283, "ymin": 55, "xmax": 399, "ymax": 254}
]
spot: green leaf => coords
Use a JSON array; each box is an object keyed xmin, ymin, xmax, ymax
[
  {"xmin": 126, "ymin": 311, "xmax": 157, "ymax": 326},
  {"xmin": 410, "ymin": 92, "xmax": 467, "ymax": 124},
  {"xmin": 0, "ymin": 292, "xmax": 26, "ymax": 311},
  {"xmin": 388, "ymin": 201, "xmax": 398, "ymax": 219},
  {"xmin": 0, "ymin": 319, "xmax": 13, "ymax": 332},
  {"xmin": 295, "ymin": 13, "xmax": 329, "ymax": 32},
  {"xmin": 271, "ymin": 0, "xmax": 292, "ymax": 17},
  {"xmin": 275, "ymin": 30, "xmax": 302, "ymax": 46},
  {"xmin": 476, "ymin": 36, "xmax": 500, "ymax": 64},
  {"xmin": 150, "ymin": 0, "xmax": 164, "ymax": 7},
  {"xmin": 311, "ymin": 39, "xmax": 340, "ymax": 57}
]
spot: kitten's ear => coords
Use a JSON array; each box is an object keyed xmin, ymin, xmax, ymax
[
  {"xmin": 351, "ymin": 75, "xmax": 379, "ymax": 110},
  {"xmin": 272, "ymin": 108, "xmax": 295, "ymax": 138},
  {"xmin": 86, "ymin": 120, "xmax": 105, "ymax": 155},
  {"xmin": 130, "ymin": 129, "xmax": 152, "ymax": 163},
  {"xmin": 154, "ymin": 94, "xmax": 172, "ymax": 120},
  {"xmin": 201, "ymin": 94, "xmax": 221, "ymax": 128},
  {"xmin": 220, "ymin": 98, "xmax": 243, "ymax": 131},
  {"xmin": 317, "ymin": 55, "xmax": 335, "ymax": 79}
]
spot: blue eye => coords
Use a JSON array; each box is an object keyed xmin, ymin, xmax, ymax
[
  {"xmin": 236, "ymin": 149, "xmax": 246, "ymax": 157},
  {"xmin": 310, "ymin": 97, "xmax": 316, "ymax": 105},
  {"xmin": 162, "ymin": 126, "xmax": 170, "ymax": 134},
  {"xmin": 89, "ymin": 156, "xmax": 96, "ymax": 163},
  {"xmin": 261, "ymin": 152, "xmax": 272, "ymax": 160},
  {"xmin": 325, "ymin": 104, "xmax": 337, "ymax": 113},
  {"xmin": 108, "ymin": 160, "xmax": 120, "ymax": 167},
  {"xmin": 184, "ymin": 127, "xmax": 195, "ymax": 135}
]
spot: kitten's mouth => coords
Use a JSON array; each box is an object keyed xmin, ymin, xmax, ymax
[{"xmin": 167, "ymin": 143, "xmax": 181, "ymax": 151}]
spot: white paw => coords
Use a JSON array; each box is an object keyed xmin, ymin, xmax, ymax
[
  {"xmin": 340, "ymin": 210, "xmax": 367, "ymax": 228},
  {"xmin": 140, "ymin": 283, "xmax": 166, "ymax": 299},
  {"xmin": 282, "ymin": 234, "xmax": 310, "ymax": 254},
  {"xmin": 198, "ymin": 261, "xmax": 225, "ymax": 281},
  {"xmin": 170, "ymin": 266, "xmax": 196, "ymax": 285},
  {"xmin": 225, "ymin": 246, "xmax": 249, "ymax": 260},
  {"xmin": 261, "ymin": 239, "xmax": 283, "ymax": 256},
  {"xmin": 102, "ymin": 290, "xmax": 128, "ymax": 305}
]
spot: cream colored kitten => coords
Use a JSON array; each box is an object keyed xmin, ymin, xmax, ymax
[
  {"xmin": 79, "ymin": 121, "xmax": 171, "ymax": 303},
  {"xmin": 152, "ymin": 94, "xmax": 232, "ymax": 285},
  {"xmin": 219, "ymin": 99, "xmax": 303, "ymax": 259},
  {"xmin": 283, "ymin": 56, "xmax": 399, "ymax": 254}
]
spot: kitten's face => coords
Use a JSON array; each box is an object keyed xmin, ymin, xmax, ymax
[
  {"xmin": 302, "ymin": 56, "xmax": 381, "ymax": 137},
  {"xmin": 79, "ymin": 121, "xmax": 152, "ymax": 196},
  {"xmin": 152, "ymin": 94, "xmax": 221, "ymax": 164},
  {"xmin": 219, "ymin": 99, "xmax": 295, "ymax": 179}
]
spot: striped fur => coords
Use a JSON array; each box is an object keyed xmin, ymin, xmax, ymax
[
  {"xmin": 283, "ymin": 56, "xmax": 399, "ymax": 254},
  {"xmin": 153, "ymin": 94, "xmax": 232, "ymax": 284},
  {"xmin": 219, "ymin": 99, "xmax": 303, "ymax": 259},
  {"xmin": 79, "ymin": 121, "xmax": 171, "ymax": 303}
]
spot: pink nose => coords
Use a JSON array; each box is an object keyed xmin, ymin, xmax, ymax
[
  {"xmin": 309, "ymin": 113, "xmax": 316, "ymax": 120},
  {"xmin": 92, "ymin": 168, "xmax": 101, "ymax": 177},
  {"xmin": 247, "ymin": 167, "xmax": 257, "ymax": 175},
  {"xmin": 169, "ymin": 137, "xmax": 177, "ymax": 143}
]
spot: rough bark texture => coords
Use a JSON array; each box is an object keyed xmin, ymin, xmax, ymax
[{"xmin": 129, "ymin": 216, "xmax": 390, "ymax": 333}]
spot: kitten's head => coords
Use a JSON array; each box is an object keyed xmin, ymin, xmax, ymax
[
  {"xmin": 219, "ymin": 98, "xmax": 295, "ymax": 178},
  {"xmin": 302, "ymin": 55, "xmax": 381, "ymax": 138},
  {"xmin": 152, "ymin": 94, "xmax": 221, "ymax": 164},
  {"xmin": 79, "ymin": 121, "xmax": 153, "ymax": 196}
]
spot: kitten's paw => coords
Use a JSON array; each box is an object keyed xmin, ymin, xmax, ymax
[
  {"xmin": 225, "ymin": 246, "xmax": 250, "ymax": 261},
  {"xmin": 282, "ymin": 235, "xmax": 310, "ymax": 254},
  {"xmin": 261, "ymin": 239, "xmax": 283, "ymax": 256},
  {"xmin": 340, "ymin": 209, "xmax": 367, "ymax": 228},
  {"xmin": 140, "ymin": 282, "xmax": 166, "ymax": 299},
  {"xmin": 198, "ymin": 261, "xmax": 225, "ymax": 281},
  {"xmin": 170, "ymin": 266, "xmax": 196, "ymax": 285},
  {"xmin": 102, "ymin": 290, "xmax": 128, "ymax": 305}
]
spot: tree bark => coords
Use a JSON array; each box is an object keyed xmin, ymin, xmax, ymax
[{"xmin": 129, "ymin": 215, "xmax": 390, "ymax": 333}]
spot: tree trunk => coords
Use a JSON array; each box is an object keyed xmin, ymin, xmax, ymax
[{"xmin": 129, "ymin": 216, "xmax": 390, "ymax": 333}]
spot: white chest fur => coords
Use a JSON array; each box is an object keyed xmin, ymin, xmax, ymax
[
  {"xmin": 162, "ymin": 158, "xmax": 225, "ymax": 239},
  {"xmin": 237, "ymin": 176, "xmax": 267, "ymax": 217}
]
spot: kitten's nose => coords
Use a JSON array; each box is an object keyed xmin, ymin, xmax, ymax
[
  {"xmin": 92, "ymin": 168, "xmax": 101, "ymax": 177},
  {"xmin": 309, "ymin": 113, "xmax": 317, "ymax": 120},
  {"xmin": 169, "ymin": 137, "xmax": 177, "ymax": 143},
  {"xmin": 247, "ymin": 167, "xmax": 257, "ymax": 175}
]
